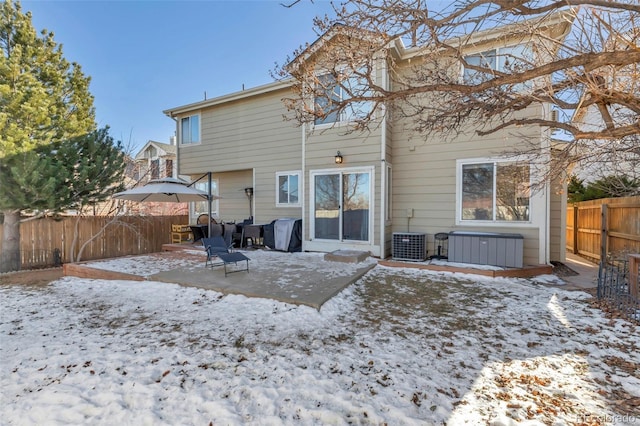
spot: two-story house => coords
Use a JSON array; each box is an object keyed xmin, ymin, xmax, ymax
[
  {"xmin": 163, "ymin": 14, "xmax": 572, "ymax": 266},
  {"xmin": 129, "ymin": 139, "xmax": 189, "ymax": 216},
  {"xmin": 134, "ymin": 139, "xmax": 178, "ymax": 182}
]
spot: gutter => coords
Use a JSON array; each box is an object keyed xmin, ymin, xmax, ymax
[{"xmin": 163, "ymin": 79, "xmax": 294, "ymax": 117}]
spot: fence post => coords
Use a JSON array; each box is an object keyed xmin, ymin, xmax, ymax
[
  {"xmin": 629, "ymin": 254, "xmax": 639, "ymax": 300},
  {"xmin": 573, "ymin": 204, "xmax": 578, "ymax": 254},
  {"xmin": 600, "ymin": 203, "xmax": 608, "ymax": 263}
]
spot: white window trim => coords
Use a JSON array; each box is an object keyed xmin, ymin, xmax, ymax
[
  {"xmin": 179, "ymin": 113, "xmax": 201, "ymax": 146},
  {"xmin": 312, "ymin": 64, "xmax": 376, "ymax": 130},
  {"xmin": 275, "ymin": 170, "xmax": 302, "ymax": 207},
  {"xmin": 455, "ymin": 157, "xmax": 540, "ymax": 228},
  {"xmin": 190, "ymin": 178, "xmax": 219, "ymax": 221},
  {"xmin": 308, "ymin": 166, "xmax": 375, "ymax": 245}
]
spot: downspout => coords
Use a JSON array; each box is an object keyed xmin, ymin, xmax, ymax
[
  {"xmin": 251, "ymin": 168, "xmax": 256, "ymax": 220},
  {"xmin": 541, "ymin": 104, "xmax": 551, "ymax": 265},
  {"xmin": 301, "ymin": 122, "xmax": 307, "ymax": 251},
  {"xmin": 379, "ymin": 57, "xmax": 389, "ymax": 259},
  {"xmin": 208, "ymin": 171, "xmax": 212, "ymax": 238}
]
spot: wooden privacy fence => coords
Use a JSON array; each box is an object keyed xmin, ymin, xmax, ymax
[
  {"xmin": 566, "ymin": 196, "xmax": 640, "ymax": 263},
  {"xmin": 0, "ymin": 215, "xmax": 189, "ymax": 269}
]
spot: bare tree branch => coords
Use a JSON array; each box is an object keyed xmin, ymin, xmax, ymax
[{"xmin": 276, "ymin": 0, "xmax": 639, "ymax": 185}]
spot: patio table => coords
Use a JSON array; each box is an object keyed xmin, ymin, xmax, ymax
[{"xmin": 242, "ymin": 224, "xmax": 264, "ymax": 248}]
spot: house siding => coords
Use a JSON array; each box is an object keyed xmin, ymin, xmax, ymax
[
  {"xmin": 390, "ymin": 93, "xmax": 547, "ymax": 265},
  {"xmin": 549, "ymin": 174, "xmax": 567, "ymax": 262},
  {"xmin": 167, "ymin": 16, "xmax": 568, "ymax": 265},
  {"xmin": 180, "ymin": 87, "xmax": 303, "ymax": 224},
  {"xmin": 305, "ymin": 125, "xmax": 383, "ymax": 254},
  {"xmin": 179, "ymin": 88, "xmax": 300, "ymax": 173}
]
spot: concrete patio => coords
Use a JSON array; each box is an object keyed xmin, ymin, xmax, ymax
[
  {"xmin": 150, "ymin": 252, "xmax": 376, "ymax": 310},
  {"xmin": 63, "ymin": 244, "xmax": 596, "ymax": 310},
  {"xmin": 64, "ymin": 248, "xmax": 377, "ymax": 310}
]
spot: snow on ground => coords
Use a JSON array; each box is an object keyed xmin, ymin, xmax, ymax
[
  {"xmin": 86, "ymin": 251, "xmax": 204, "ymax": 278},
  {"xmin": 1, "ymin": 255, "xmax": 639, "ymax": 425}
]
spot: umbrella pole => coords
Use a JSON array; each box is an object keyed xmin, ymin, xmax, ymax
[{"xmin": 208, "ymin": 171, "xmax": 213, "ymax": 238}]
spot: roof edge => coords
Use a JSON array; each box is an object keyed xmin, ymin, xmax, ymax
[
  {"xmin": 400, "ymin": 8, "xmax": 576, "ymax": 61},
  {"xmin": 163, "ymin": 79, "xmax": 293, "ymax": 117}
]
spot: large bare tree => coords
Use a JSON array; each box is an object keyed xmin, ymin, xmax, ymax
[{"xmin": 277, "ymin": 0, "xmax": 639, "ymax": 186}]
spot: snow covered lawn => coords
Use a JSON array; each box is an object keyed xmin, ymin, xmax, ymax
[{"xmin": 1, "ymin": 260, "xmax": 638, "ymax": 425}]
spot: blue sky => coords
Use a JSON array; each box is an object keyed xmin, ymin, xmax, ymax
[{"xmin": 22, "ymin": 0, "xmax": 335, "ymax": 153}]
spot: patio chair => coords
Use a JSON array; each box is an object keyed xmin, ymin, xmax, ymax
[
  {"xmin": 223, "ymin": 225, "xmax": 235, "ymax": 249},
  {"xmin": 202, "ymin": 236, "xmax": 250, "ymax": 276},
  {"xmin": 197, "ymin": 214, "xmax": 217, "ymax": 225},
  {"xmin": 242, "ymin": 224, "xmax": 263, "ymax": 248},
  {"xmin": 190, "ymin": 225, "xmax": 206, "ymax": 243},
  {"xmin": 233, "ymin": 217, "xmax": 254, "ymax": 248},
  {"xmin": 209, "ymin": 223, "xmax": 223, "ymax": 238}
]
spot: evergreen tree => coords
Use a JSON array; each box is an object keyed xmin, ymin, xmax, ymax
[
  {"xmin": 567, "ymin": 175, "xmax": 587, "ymax": 203},
  {"xmin": 584, "ymin": 175, "xmax": 639, "ymax": 200},
  {"xmin": 568, "ymin": 174, "xmax": 639, "ymax": 202},
  {"xmin": 0, "ymin": 2, "xmax": 120, "ymax": 272}
]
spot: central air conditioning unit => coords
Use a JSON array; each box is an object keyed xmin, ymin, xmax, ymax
[{"xmin": 392, "ymin": 232, "xmax": 427, "ymax": 261}]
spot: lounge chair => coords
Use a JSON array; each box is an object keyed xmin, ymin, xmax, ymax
[{"xmin": 202, "ymin": 236, "xmax": 250, "ymax": 276}]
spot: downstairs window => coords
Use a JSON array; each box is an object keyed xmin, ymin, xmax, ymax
[{"xmin": 459, "ymin": 160, "xmax": 530, "ymax": 222}]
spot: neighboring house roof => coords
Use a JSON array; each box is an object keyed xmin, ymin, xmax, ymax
[
  {"xmin": 570, "ymin": 102, "xmax": 638, "ymax": 182},
  {"xmin": 134, "ymin": 140, "xmax": 177, "ymax": 161}
]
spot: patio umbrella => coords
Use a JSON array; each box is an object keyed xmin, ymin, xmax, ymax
[
  {"xmin": 112, "ymin": 177, "xmax": 216, "ymax": 203},
  {"xmin": 113, "ymin": 176, "xmax": 220, "ymax": 237}
]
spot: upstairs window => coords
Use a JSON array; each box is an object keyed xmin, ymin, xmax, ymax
[
  {"xmin": 314, "ymin": 68, "xmax": 372, "ymax": 126},
  {"xmin": 463, "ymin": 50, "xmax": 497, "ymax": 83},
  {"xmin": 165, "ymin": 159, "xmax": 173, "ymax": 178},
  {"xmin": 180, "ymin": 114, "xmax": 200, "ymax": 144},
  {"xmin": 463, "ymin": 45, "xmax": 532, "ymax": 85},
  {"xmin": 459, "ymin": 160, "xmax": 530, "ymax": 222},
  {"xmin": 150, "ymin": 159, "xmax": 159, "ymax": 180},
  {"xmin": 276, "ymin": 171, "xmax": 301, "ymax": 207}
]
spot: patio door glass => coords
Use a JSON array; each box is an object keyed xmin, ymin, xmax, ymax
[
  {"xmin": 313, "ymin": 171, "xmax": 370, "ymax": 241},
  {"xmin": 314, "ymin": 174, "xmax": 340, "ymax": 239},
  {"xmin": 342, "ymin": 172, "xmax": 369, "ymax": 241}
]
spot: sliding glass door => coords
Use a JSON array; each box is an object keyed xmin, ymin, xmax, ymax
[{"xmin": 313, "ymin": 170, "xmax": 370, "ymax": 242}]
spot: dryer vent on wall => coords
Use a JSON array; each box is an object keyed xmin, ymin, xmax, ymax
[{"xmin": 392, "ymin": 232, "xmax": 427, "ymax": 261}]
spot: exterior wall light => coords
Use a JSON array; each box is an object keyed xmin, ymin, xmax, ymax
[{"xmin": 335, "ymin": 151, "xmax": 343, "ymax": 164}]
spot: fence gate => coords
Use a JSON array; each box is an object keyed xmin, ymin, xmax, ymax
[{"xmin": 597, "ymin": 257, "xmax": 640, "ymax": 322}]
